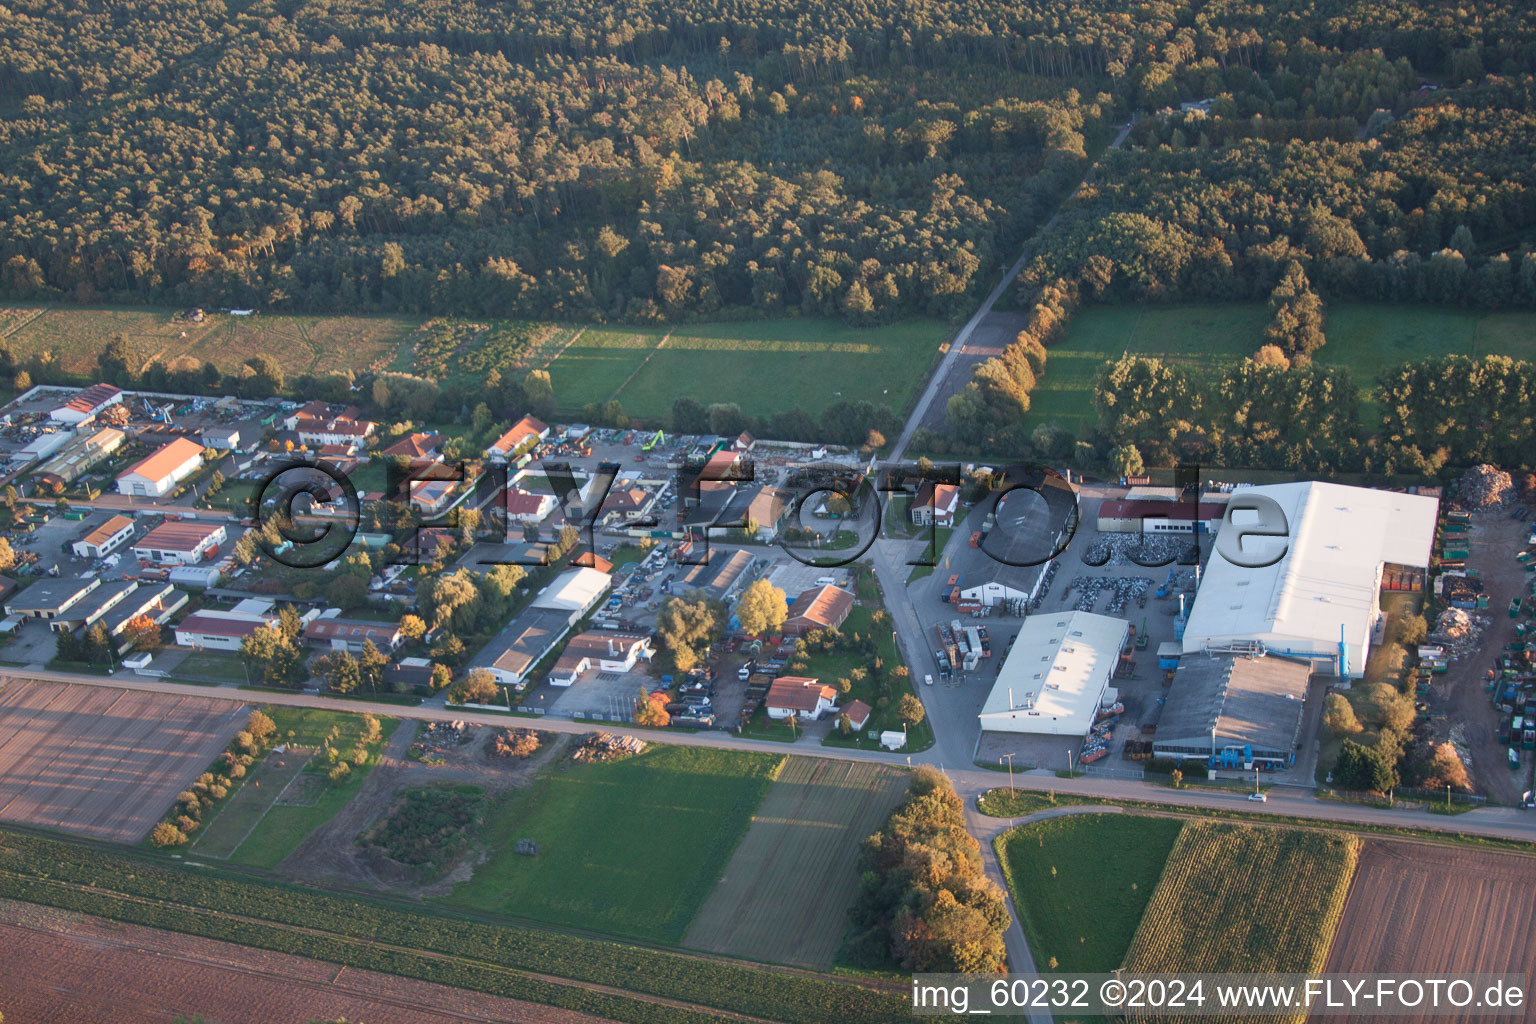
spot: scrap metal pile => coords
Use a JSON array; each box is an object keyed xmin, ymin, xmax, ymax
[
  {"xmin": 1068, "ymin": 575, "xmax": 1152, "ymax": 614},
  {"xmin": 1079, "ymin": 534, "xmax": 1198, "ymax": 567},
  {"xmin": 1430, "ymin": 607, "xmax": 1487, "ymax": 658},
  {"xmin": 1026, "ymin": 561, "xmax": 1061, "ymax": 612},
  {"xmin": 1458, "ymin": 464, "xmax": 1516, "ymax": 508}
]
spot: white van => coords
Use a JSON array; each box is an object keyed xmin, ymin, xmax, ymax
[{"xmin": 815, "ymin": 576, "xmax": 837, "ymax": 586}]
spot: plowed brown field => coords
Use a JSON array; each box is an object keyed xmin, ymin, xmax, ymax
[
  {"xmin": 0, "ymin": 678, "xmax": 247, "ymax": 842},
  {"xmin": 1316, "ymin": 841, "xmax": 1536, "ymax": 1022},
  {"xmin": 0, "ymin": 898, "xmax": 612, "ymax": 1024}
]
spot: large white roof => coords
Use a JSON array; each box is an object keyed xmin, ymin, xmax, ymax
[
  {"xmin": 980, "ymin": 610, "xmax": 1127, "ymax": 735},
  {"xmin": 534, "ymin": 566, "xmax": 612, "ymax": 612},
  {"xmin": 1183, "ymin": 481, "xmax": 1437, "ymax": 656}
]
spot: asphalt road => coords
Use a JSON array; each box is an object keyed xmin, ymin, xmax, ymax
[{"xmin": 888, "ymin": 121, "xmax": 1135, "ymax": 464}]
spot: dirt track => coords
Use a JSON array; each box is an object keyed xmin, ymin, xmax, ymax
[
  {"xmin": 1317, "ymin": 840, "xmax": 1536, "ymax": 1022},
  {"xmin": 1428, "ymin": 512, "xmax": 1534, "ymax": 803},
  {"xmin": 0, "ymin": 898, "xmax": 612, "ymax": 1024},
  {"xmin": 0, "ymin": 679, "xmax": 246, "ymax": 842}
]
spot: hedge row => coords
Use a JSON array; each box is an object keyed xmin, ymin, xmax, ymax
[
  {"xmin": 0, "ymin": 829, "xmax": 909, "ymax": 1023},
  {"xmin": 1143, "ymin": 757, "xmax": 1211, "ymax": 779}
]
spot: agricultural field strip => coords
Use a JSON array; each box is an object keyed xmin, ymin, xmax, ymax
[
  {"xmin": 684, "ymin": 758, "xmax": 909, "ymax": 967},
  {"xmin": 0, "ymin": 307, "xmax": 45, "ymax": 337},
  {"xmin": 0, "ymin": 681, "xmax": 246, "ymax": 841},
  {"xmin": 605, "ymin": 329, "xmax": 672, "ymax": 403},
  {"xmin": 536, "ymin": 325, "xmax": 587, "ymax": 370},
  {"xmin": 0, "ymin": 868, "xmax": 746, "ymax": 1024},
  {"xmin": 1123, "ymin": 821, "xmax": 1358, "ymax": 980},
  {"xmin": 995, "ymin": 813, "xmax": 1185, "ymax": 974},
  {"xmin": 445, "ymin": 745, "xmax": 783, "ymax": 943},
  {"xmin": 980, "ymin": 794, "xmax": 1536, "ymax": 857},
  {"xmin": 0, "ymin": 827, "xmax": 912, "ymax": 1024},
  {"xmin": 0, "ymin": 910, "xmax": 608, "ymax": 1024},
  {"xmin": 1323, "ymin": 841, "xmax": 1536, "ymax": 985}
]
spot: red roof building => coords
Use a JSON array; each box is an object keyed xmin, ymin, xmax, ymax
[
  {"xmin": 783, "ymin": 584, "xmax": 855, "ymax": 636},
  {"xmin": 1096, "ymin": 499, "xmax": 1224, "ymax": 535},
  {"xmin": 910, "ymin": 482, "xmax": 960, "ymax": 527},
  {"xmin": 380, "ymin": 432, "xmax": 443, "ymax": 459},
  {"xmin": 485, "ymin": 415, "xmax": 550, "ymax": 459},
  {"xmin": 50, "ymin": 383, "xmax": 124, "ymax": 424},
  {"xmin": 842, "ymin": 699, "xmax": 873, "ymax": 730},
  {"xmin": 302, "ymin": 618, "xmax": 403, "ymax": 652},
  {"xmin": 765, "ymin": 676, "xmax": 838, "ymax": 720}
]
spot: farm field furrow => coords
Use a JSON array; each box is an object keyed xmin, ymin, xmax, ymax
[
  {"xmin": 1319, "ymin": 841, "xmax": 1536, "ymax": 1022},
  {"xmin": 684, "ymin": 757, "xmax": 910, "ymax": 968},
  {"xmin": 0, "ymin": 899, "xmax": 614, "ymax": 1024},
  {"xmin": 0, "ymin": 679, "xmax": 247, "ymax": 843},
  {"xmin": 1123, "ymin": 821, "xmax": 1358, "ymax": 1023}
]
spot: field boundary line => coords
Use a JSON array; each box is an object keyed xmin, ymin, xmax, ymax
[
  {"xmin": 606, "ymin": 330, "xmax": 671, "ymax": 404},
  {"xmin": 1001, "ymin": 802, "xmax": 1536, "ymax": 859},
  {"xmin": 0, "ymin": 308, "xmax": 46, "ymax": 339},
  {"xmin": 192, "ymin": 750, "xmax": 313, "ymax": 861},
  {"xmin": 536, "ymin": 325, "xmax": 586, "ymax": 370}
]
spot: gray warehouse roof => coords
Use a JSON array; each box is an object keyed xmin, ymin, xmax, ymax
[{"xmin": 1156, "ymin": 653, "xmax": 1311, "ymax": 757}]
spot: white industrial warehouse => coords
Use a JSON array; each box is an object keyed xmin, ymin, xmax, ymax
[
  {"xmin": 978, "ymin": 610, "xmax": 1128, "ymax": 736},
  {"xmin": 1180, "ymin": 481, "xmax": 1437, "ymax": 677}
]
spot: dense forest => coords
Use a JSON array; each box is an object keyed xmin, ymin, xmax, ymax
[
  {"xmin": 934, "ymin": 2, "xmax": 1536, "ymax": 459},
  {"xmin": 8, "ymin": 0, "xmax": 1536, "ymax": 328},
  {"xmin": 6, "ymin": 0, "xmax": 1536, "ymax": 466},
  {"xmin": 0, "ymin": 0, "xmax": 1105, "ymax": 323}
]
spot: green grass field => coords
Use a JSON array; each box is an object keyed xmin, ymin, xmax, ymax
[
  {"xmin": 190, "ymin": 751, "xmax": 310, "ymax": 858},
  {"xmin": 1026, "ymin": 302, "xmax": 1536, "ymax": 432},
  {"xmin": 444, "ymin": 744, "xmax": 782, "ymax": 943},
  {"xmin": 609, "ymin": 318, "xmax": 947, "ymax": 419},
  {"xmin": 684, "ymin": 758, "xmax": 909, "ymax": 968},
  {"xmin": 976, "ymin": 787, "xmax": 1091, "ymax": 817},
  {"xmin": 174, "ymin": 651, "xmax": 249, "ymax": 684},
  {"xmin": 1122, "ymin": 821, "xmax": 1359, "ymax": 984},
  {"xmin": 5, "ymin": 304, "xmax": 946, "ymax": 423},
  {"xmin": 996, "ymin": 813, "xmax": 1184, "ymax": 973},
  {"xmin": 2, "ymin": 305, "xmax": 417, "ymax": 379},
  {"xmin": 544, "ymin": 326, "xmax": 667, "ymax": 410}
]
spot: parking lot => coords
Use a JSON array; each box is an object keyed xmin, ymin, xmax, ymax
[{"xmin": 524, "ymin": 667, "xmax": 658, "ymax": 722}]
